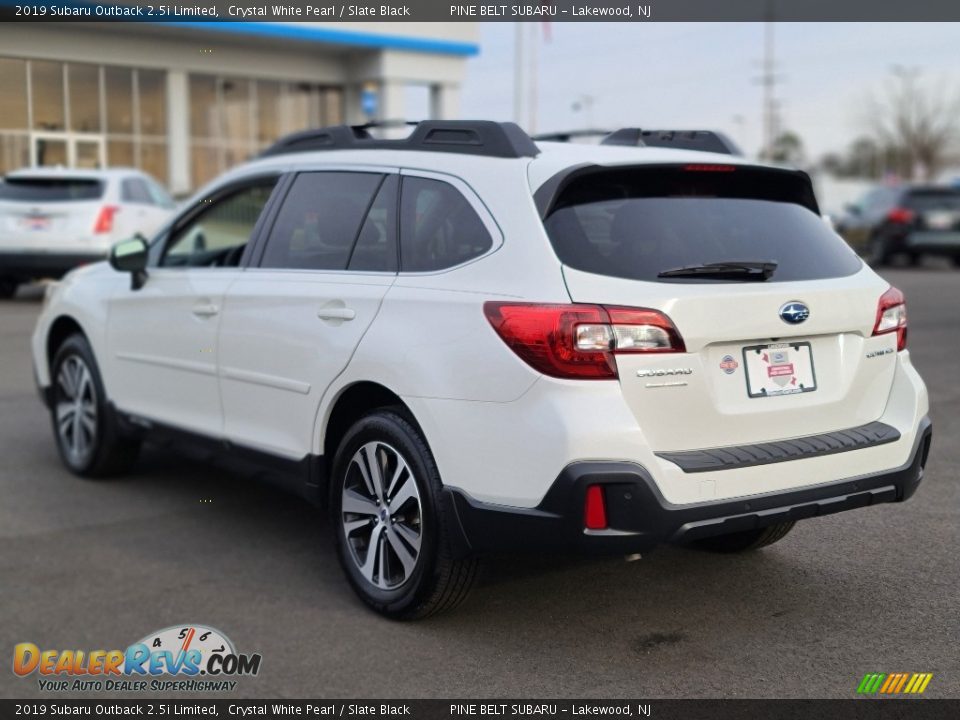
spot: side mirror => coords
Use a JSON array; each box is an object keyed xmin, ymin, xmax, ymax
[{"xmin": 109, "ymin": 235, "xmax": 149, "ymax": 290}]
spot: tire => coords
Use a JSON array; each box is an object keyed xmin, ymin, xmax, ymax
[
  {"xmin": 951, "ymin": 255, "xmax": 960, "ymax": 268},
  {"xmin": 330, "ymin": 409, "xmax": 479, "ymax": 619},
  {"xmin": 866, "ymin": 235, "xmax": 889, "ymax": 267},
  {"xmin": 690, "ymin": 521, "xmax": 795, "ymax": 553},
  {"xmin": 50, "ymin": 334, "xmax": 141, "ymax": 478},
  {"xmin": 0, "ymin": 278, "xmax": 18, "ymax": 299}
]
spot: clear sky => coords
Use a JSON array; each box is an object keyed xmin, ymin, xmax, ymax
[{"xmin": 459, "ymin": 22, "xmax": 960, "ymax": 161}]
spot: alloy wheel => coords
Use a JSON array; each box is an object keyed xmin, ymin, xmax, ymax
[
  {"xmin": 55, "ymin": 355, "xmax": 97, "ymax": 466},
  {"xmin": 341, "ymin": 441, "xmax": 423, "ymax": 590}
]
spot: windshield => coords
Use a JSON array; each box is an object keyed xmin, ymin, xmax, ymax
[
  {"xmin": 543, "ymin": 166, "xmax": 863, "ymax": 283},
  {"xmin": 0, "ymin": 177, "xmax": 105, "ymax": 202}
]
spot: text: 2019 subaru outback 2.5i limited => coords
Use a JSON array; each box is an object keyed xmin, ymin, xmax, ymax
[{"xmin": 32, "ymin": 122, "xmax": 931, "ymax": 618}]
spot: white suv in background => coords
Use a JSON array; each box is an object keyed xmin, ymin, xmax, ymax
[
  {"xmin": 31, "ymin": 122, "xmax": 932, "ymax": 619},
  {"xmin": 0, "ymin": 167, "xmax": 175, "ymax": 298}
]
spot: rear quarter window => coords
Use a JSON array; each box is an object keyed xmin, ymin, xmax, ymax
[
  {"xmin": 543, "ymin": 165, "xmax": 862, "ymax": 283},
  {"xmin": 399, "ymin": 176, "xmax": 493, "ymax": 272},
  {"xmin": 0, "ymin": 177, "xmax": 104, "ymax": 201}
]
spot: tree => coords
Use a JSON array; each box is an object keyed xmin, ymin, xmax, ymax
[
  {"xmin": 768, "ymin": 131, "xmax": 805, "ymax": 165},
  {"xmin": 865, "ymin": 67, "xmax": 960, "ymax": 181}
]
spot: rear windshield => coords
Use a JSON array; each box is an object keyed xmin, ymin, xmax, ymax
[
  {"xmin": 904, "ymin": 189, "xmax": 960, "ymax": 212},
  {"xmin": 0, "ymin": 177, "xmax": 105, "ymax": 202},
  {"xmin": 543, "ymin": 166, "xmax": 862, "ymax": 283}
]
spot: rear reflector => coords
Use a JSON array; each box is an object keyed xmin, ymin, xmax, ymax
[
  {"xmin": 873, "ymin": 286, "xmax": 907, "ymax": 351},
  {"xmin": 584, "ymin": 485, "xmax": 608, "ymax": 530},
  {"xmin": 483, "ymin": 302, "xmax": 685, "ymax": 380},
  {"xmin": 93, "ymin": 205, "xmax": 118, "ymax": 234}
]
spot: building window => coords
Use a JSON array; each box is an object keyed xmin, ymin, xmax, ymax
[
  {"xmin": 69, "ymin": 63, "xmax": 101, "ymax": 133},
  {"xmin": 31, "ymin": 61, "xmax": 65, "ymax": 132},
  {"xmin": 188, "ymin": 74, "xmax": 343, "ymax": 188},
  {"xmin": 0, "ymin": 57, "xmax": 30, "ymax": 174},
  {"xmin": 0, "ymin": 56, "xmax": 170, "ymax": 183}
]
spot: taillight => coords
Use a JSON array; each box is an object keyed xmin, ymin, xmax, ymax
[
  {"xmin": 93, "ymin": 206, "xmax": 118, "ymax": 234},
  {"xmin": 886, "ymin": 207, "xmax": 915, "ymax": 225},
  {"xmin": 483, "ymin": 302, "xmax": 685, "ymax": 380},
  {"xmin": 873, "ymin": 286, "xmax": 907, "ymax": 351}
]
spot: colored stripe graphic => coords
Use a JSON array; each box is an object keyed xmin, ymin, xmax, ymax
[
  {"xmin": 857, "ymin": 673, "xmax": 886, "ymax": 693},
  {"xmin": 857, "ymin": 672, "xmax": 932, "ymax": 694}
]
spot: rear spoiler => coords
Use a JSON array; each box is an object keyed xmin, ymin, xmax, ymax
[{"xmin": 534, "ymin": 163, "xmax": 820, "ymax": 219}]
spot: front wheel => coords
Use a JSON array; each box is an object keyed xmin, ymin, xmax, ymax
[
  {"xmin": 330, "ymin": 409, "xmax": 479, "ymax": 619},
  {"xmin": 50, "ymin": 334, "xmax": 141, "ymax": 477},
  {"xmin": 690, "ymin": 521, "xmax": 795, "ymax": 553}
]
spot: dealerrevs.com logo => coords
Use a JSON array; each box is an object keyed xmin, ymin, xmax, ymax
[{"xmin": 13, "ymin": 625, "xmax": 261, "ymax": 693}]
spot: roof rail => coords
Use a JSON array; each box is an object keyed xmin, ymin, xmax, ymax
[
  {"xmin": 602, "ymin": 128, "xmax": 743, "ymax": 156},
  {"xmin": 532, "ymin": 129, "xmax": 612, "ymax": 143},
  {"xmin": 261, "ymin": 120, "xmax": 540, "ymax": 159}
]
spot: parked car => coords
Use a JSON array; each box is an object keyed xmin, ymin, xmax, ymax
[
  {"xmin": 31, "ymin": 122, "xmax": 931, "ymax": 619},
  {"xmin": 0, "ymin": 167, "xmax": 176, "ymax": 298},
  {"xmin": 833, "ymin": 184, "xmax": 960, "ymax": 266}
]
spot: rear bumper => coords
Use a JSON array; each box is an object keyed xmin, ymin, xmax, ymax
[
  {"xmin": 0, "ymin": 250, "xmax": 106, "ymax": 280},
  {"xmin": 443, "ymin": 416, "xmax": 932, "ymax": 557}
]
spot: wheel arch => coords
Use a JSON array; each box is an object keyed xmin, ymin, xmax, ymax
[
  {"xmin": 46, "ymin": 315, "xmax": 89, "ymax": 372},
  {"xmin": 321, "ymin": 381, "xmax": 421, "ymax": 465}
]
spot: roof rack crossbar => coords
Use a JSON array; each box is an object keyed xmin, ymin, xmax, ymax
[
  {"xmin": 601, "ymin": 128, "xmax": 743, "ymax": 156},
  {"xmin": 260, "ymin": 120, "xmax": 539, "ymax": 159}
]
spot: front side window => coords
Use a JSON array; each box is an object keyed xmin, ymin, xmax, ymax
[
  {"xmin": 160, "ymin": 179, "xmax": 277, "ymax": 268},
  {"xmin": 399, "ymin": 177, "xmax": 493, "ymax": 272},
  {"xmin": 259, "ymin": 172, "xmax": 384, "ymax": 271}
]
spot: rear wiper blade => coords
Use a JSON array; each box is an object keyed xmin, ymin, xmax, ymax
[{"xmin": 657, "ymin": 260, "xmax": 778, "ymax": 281}]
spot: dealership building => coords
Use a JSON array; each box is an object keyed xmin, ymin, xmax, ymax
[{"xmin": 0, "ymin": 22, "xmax": 478, "ymax": 195}]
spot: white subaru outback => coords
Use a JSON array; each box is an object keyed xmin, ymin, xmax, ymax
[{"xmin": 31, "ymin": 122, "xmax": 932, "ymax": 619}]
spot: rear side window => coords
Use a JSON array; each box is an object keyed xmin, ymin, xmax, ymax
[
  {"xmin": 400, "ymin": 176, "xmax": 493, "ymax": 272},
  {"xmin": 121, "ymin": 178, "xmax": 153, "ymax": 205},
  {"xmin": 543, "ymin": 165, "xmax": 862, "ymax": 283},
  {"xmin": 260, "ymin": 172, "xmax": 384, "ymax": 271},
  {"xmin": 0, "ymin": 177, "xmax": 104, "ymax": 201}
]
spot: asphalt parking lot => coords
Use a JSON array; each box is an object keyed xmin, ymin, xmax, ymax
[{"xmin": 1, "ymin": 266, "xmax": 957, "ymax": 700}]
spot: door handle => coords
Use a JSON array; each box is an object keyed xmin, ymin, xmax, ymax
[
  {"xmin": 317, "ymin": 307, "xmax": 356, "ymax": 321},
  {"xmin": 192, "ymin": 303, "xmax": 219, "ymax": 318}
]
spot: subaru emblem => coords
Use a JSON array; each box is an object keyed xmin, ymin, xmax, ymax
[{"xmin": 779, "ymin": 301, "xmax": 810, "ymax": 324}]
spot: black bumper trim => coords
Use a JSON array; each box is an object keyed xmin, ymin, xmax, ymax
[
  {"xmin": 443, "ymin": 417, "xmax": 931, "ymax": 557},
  {"xmin": 655, "ymin": 421, "xmax": 900, "ymax": 473},
  {"xmin": 0, "ymin": 251, "xmax": 105, "ymax": 280}
]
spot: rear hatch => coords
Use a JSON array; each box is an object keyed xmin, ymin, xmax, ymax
[
  {"xmin": 0, "ymin": 176, "xmax": 107, "ymax": 251},
  {"xmin": 902, "ymin": 187, "xmax": 960, "ymax": 248},
  {"xmin": 543, "ymin": 163, "xmax": 896, "ymax": 452}
]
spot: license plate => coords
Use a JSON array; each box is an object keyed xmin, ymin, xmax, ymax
[
  {"xmin": 742, "ymin": 342, "xmax": 817, "ymax": 398},
  {"xmin": 21, "ymin": 216, "xmax": 51, "ymax": 231},
  {"xmin": 924, "ymin": 211, "xmax": 956, "ymax": 230}
]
